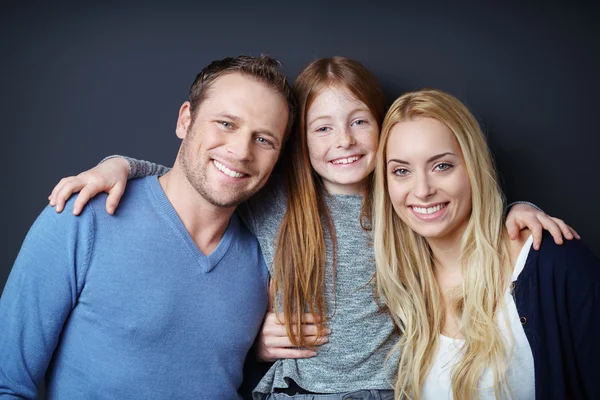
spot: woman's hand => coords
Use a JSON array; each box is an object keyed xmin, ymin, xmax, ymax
[
  {"xmin": 506, "ymin": 203, "xmax": 580, "ymax": 250},
  {"xmin": 256, "ymin": 281, "xmax": 330, "ymax": 362},
  {"xmin": 48, "ymin": 157, "xmax": 129, "ymax": 215}
]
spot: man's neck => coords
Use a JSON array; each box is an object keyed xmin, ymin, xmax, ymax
[{"xmin": 158, "ymin": 166, "xmax": 235, "ymax": 255}]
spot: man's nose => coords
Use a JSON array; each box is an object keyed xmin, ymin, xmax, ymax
[{"xmin": 226, "ymin": 135, "xmax": 253, "ymax": 161}]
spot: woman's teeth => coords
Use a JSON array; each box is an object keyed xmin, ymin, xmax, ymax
[{"xmin": 412, "ymin": 203, "xmax": 447, "ymax": 215}]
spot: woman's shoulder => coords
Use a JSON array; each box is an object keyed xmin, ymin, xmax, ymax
[
  {"xmin": 524, "ymin": 231, "xmax": 600, "ymax": 285},
  {"xmin": 506, "ymin": 228, "xmax": 533, "ymax": 266}
]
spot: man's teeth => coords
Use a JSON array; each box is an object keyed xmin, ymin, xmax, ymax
[
  {"xmin": 413, "ymin": 204, "xmax": 446, "ymax": 215},
  {"xmin": 214, "ymin": 160, "xmax": 245, "ymax": 178},
  {"xmin": 331, "ymin": 155, "xmax": 361, "ymax": 165}
]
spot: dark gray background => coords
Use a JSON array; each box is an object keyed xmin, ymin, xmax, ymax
[{"xmin": 2, "ymin": 1, "xmax": 599, "ymax": 296}]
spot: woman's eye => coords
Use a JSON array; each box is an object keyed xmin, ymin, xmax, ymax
[
  {"xmin": 393, "ymin": 168, "xmax": 409, "ymax": 176},
  {"xmin": 435, "ymin": 163, "xmax": 453, "ymax": 171}
]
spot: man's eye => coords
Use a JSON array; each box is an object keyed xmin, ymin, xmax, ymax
[
  {"xmin": 219, "ymin": 121, "xmax": 233, "ymax": 129},
  {"xmin": 256, "ymin": 137, "xmax": 274, "ymax": 147}
]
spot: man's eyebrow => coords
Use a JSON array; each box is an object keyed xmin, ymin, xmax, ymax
[
  {"xmin": 213, "ymin": 113, "xmax": 241, "ymax": 122},
  {"xmin": 387, "ymin": 152, "xmax": 456, "ymax": 165}
]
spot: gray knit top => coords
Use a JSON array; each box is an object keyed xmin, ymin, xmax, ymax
[{"xmin": 122, "ymin": 157, "xmax": 398, "ymax": 394}]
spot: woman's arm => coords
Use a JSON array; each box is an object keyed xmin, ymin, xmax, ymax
[{"xmin": 49, "ymin": 156, "xmax": 169, "ymax": 215}]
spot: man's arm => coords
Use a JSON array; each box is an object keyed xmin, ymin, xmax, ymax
[
  {"xmin": 0, "ymin": 204, "xmax": 94, "ymax": 398},
  {"xmin": 505, "ymin": 202, "xmax": 579, "ymax": 250}
]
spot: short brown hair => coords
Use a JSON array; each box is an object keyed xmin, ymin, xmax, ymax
[{"xmin": 188, "ymin": 55, "xmax": 297, "ymax": 142}]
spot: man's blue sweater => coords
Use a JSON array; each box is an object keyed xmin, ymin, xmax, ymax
[{"xmin": 0, "ymin": 176, "xmax": 268, "ymax": 399}]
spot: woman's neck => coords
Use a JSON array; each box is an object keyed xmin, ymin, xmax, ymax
[
  {"xmin": 426, "ymin": 220, "xmax": 468, "ymax": 275},
  {"xmin": 426, "ymin": 223, "xmax": 467, "ymax": 338}
]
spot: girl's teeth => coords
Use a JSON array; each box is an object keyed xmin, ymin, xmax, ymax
[
  {"xmin": 214, "ymin": 160, "xmax": 245, "ymax": 178},
  {"xmin": 413, "ymin": 204, "xmax": 446, "ymax": 214},
  {"xmin": 332, "ymin": 156, "xmax": 360, "ymax": 165}
]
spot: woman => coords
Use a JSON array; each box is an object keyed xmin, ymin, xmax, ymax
[
  {"xmin": 374, "ymin": 89, "xmax": 599, "ymax": 399},
  {"xmin": 48, "ymin": 58, "xmax": 575, "ymax": 399}
]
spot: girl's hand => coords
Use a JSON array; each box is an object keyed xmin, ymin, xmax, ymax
[{"xmin": 256, "ymin": 281, "xmax": 329, "ymax": 362}]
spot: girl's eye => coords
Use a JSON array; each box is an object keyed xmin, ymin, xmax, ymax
[
  {"xmin": 351, "ymin": 119, "xmax": 368, "ymax": 126},
  {"xmin": 434, "ymin": 163, "xmax": 453, "ymax": 172},
  {"xmin": 316, "ymin": 126, "xmax": 331, "ymax": 133}
]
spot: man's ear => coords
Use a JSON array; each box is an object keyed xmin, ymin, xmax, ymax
[{"xmin": 176, "ymin": 101, "xmax": 193, "ymax": 139}]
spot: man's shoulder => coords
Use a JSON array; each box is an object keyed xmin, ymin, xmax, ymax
[
  {"xmin": 90, "ymin": 176, "xmax": 153, "ymax": 216},
  {"xmin": 114, "ymin": 176, "xmax": 153, "ymax": 205},
  {"xmin": 38, "ymin": 176, "xmax": 153, "ymax": 231},
  {"xmin": 230, "ymin": 211, "xmax": 259, "ymax": 243},
  {"xmin": 38, "ymin": 196, "xmax": 97, "ymax": 229}
]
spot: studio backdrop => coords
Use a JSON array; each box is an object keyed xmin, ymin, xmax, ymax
[{"xmin": 2, "ymin": 1, "xmax": 599, "ymax": 294}]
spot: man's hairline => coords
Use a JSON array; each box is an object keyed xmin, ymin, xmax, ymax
[
  {"xmin": 196, "ymin": 70, "xmax": 289, "ymax": 109},
  {"xmin": 190, "ymin": 70, "xmax": 292, "ymax": 141}
]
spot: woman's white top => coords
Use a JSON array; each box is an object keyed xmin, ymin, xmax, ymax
[{"xmin": 422, "ymin": 235, "xmax": 535, "ymax": 399}]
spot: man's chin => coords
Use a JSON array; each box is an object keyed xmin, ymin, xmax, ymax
[{"xmin": 203, "ymin": 190, "xmax": 256, "ymax": 208}]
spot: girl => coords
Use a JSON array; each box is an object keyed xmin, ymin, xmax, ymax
[{"xmin": 374, "ymin": 89, "xmax": 599, "ymax": 399}]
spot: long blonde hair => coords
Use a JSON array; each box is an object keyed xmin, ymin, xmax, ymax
[
  {"xmin": 272, "ymin": 57, "xmax": 386, "ymax": 346},
  {"xmin": 373, "ymin": 89, "xmax": 513, "ymax": 399}
]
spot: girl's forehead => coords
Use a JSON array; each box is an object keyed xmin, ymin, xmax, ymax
[{"xmin": 308, "ymin": 86, "xmax": 368, "ymax": 114}]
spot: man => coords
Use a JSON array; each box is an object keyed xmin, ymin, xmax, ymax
[{"xmin": 0, "ymin": 55, "xmax": 296, "ymax": 399}]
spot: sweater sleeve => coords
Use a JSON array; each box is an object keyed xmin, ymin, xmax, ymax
[
  {"xmin": 0, "ymin": 204, "xmax": 95, "ymax": 398},
  {"xmin": 100, "ymin": 155, "xmax": 171, "ymax": 180},
  {"xmin": 505, "ymin": 201, "xmax": 543, "ymax": 213}
]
